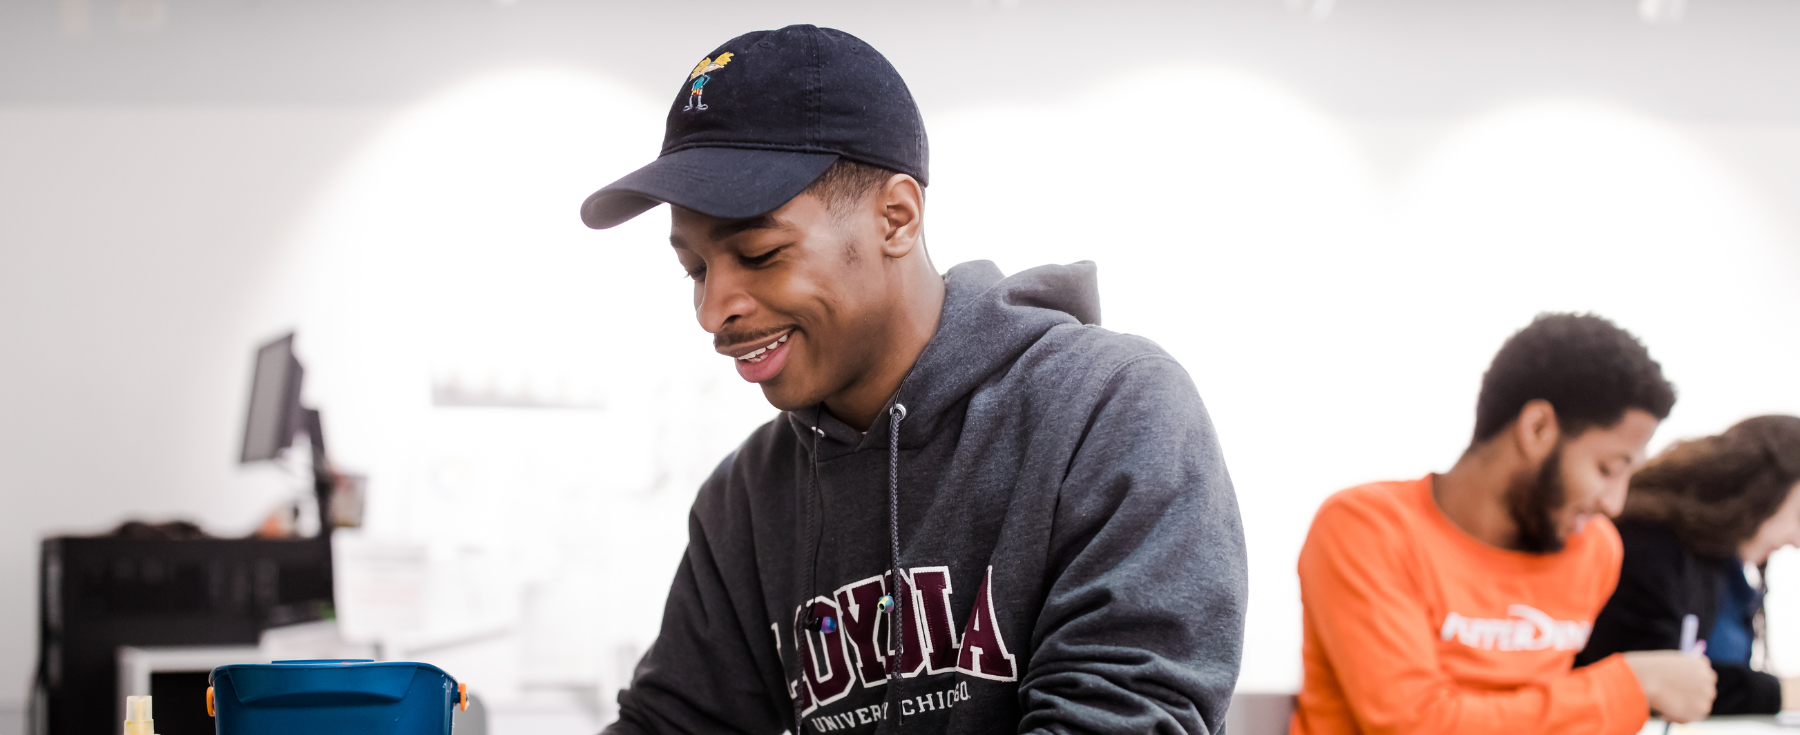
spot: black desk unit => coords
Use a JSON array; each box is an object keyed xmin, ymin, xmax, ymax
[{"xmin": 32, "ymin": 536, "xmax": 333, "ymax": 735}]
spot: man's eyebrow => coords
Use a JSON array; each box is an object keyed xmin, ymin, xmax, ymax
[{"xmin": 710, "ymin": 213, "xmax": 784, "ymax": 241}]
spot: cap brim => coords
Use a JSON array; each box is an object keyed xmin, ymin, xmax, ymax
[{"xmin": 580, "ymin": 147, "xmax": 839, "ymax": 230}]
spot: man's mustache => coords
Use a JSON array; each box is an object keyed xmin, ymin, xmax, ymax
[{"xmin": 715, "ymin": 325, "xmax": 795, "ymax": 350}]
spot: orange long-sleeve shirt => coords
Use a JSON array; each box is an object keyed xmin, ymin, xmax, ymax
[{"xmin": 1291, "ymin": 476, "xmax": 1649, "ymax": 735}]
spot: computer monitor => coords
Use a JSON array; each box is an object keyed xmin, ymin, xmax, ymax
[
  {"xmin": 240, "ymin": 333, "xmax": 304, "ymax": 463},
  {"xmin": 238, "ymin": 332, "xmax": 333, "ymax": 537}
]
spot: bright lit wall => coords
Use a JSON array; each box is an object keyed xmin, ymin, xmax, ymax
[{"xmin": 259, "ymin": 63, "xmax": 1800, "ymax": 708}]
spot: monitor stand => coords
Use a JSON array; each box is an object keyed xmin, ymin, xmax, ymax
[{"xmin": 302, "ymin": 407, "xmax": 332, "ymax": 538}]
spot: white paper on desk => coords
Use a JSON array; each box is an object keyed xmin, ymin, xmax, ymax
[{"xmin": 332, "ymin": 531, "xmax": 429, "ymax": 641}]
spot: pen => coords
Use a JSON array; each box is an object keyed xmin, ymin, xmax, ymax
[{"xmin": 1665, "ymin": 614, "xmax": 1701, "ymax": 735}]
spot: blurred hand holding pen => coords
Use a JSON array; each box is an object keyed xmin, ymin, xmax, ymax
[{"xmin": 1664, "ymin": 614, "xmax": 1706, "ymax": 734}]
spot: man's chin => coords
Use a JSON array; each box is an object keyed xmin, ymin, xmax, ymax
[{"xmin": 757, "ymin": 377, "xmax": 817, "ymax": 413}]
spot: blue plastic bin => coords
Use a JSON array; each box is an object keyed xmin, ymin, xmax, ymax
[{"xmin": 208, "ymin": 660, "xmax": 465, "ymax": 735}]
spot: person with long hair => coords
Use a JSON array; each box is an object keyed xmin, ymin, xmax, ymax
[{"xmin": 1579, "ymin": 415, "xmax": 1800, "ymax": 715}]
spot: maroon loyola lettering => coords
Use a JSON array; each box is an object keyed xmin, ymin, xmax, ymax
[{"xmin": 776, "ymin": 565, "xmax": 1018, "ymax": 716}]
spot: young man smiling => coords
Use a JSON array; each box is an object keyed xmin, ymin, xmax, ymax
[
  {"xmin": 579, "ymin": 25, "xmax": 1246, "ymax": 735},
  {"xmin": 1290, "ymin": 314, "xmax": 1716, "ymax": 735}
]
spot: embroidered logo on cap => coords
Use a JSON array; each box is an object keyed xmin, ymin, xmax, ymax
[{"xmin": 683, "ymin": 52, "xmax": 733, "ymax": 111}]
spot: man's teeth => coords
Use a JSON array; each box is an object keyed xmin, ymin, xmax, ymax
[{"xmin": 737, "ymin": 333, "xmax": 791, "ymax": 362}]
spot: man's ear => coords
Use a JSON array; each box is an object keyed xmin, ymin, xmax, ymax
[
  {"xmin": 1513, "ymin": 399, "xmax": 1562, "ymax": 464},
  {"xmin": 874, "ymin": 174, "xmax": 924, "ymax": 259}
]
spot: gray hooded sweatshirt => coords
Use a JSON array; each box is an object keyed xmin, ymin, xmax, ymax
[{"xmin": 605, "ymin": 261, "xmax": 1246, "ymax": 735}]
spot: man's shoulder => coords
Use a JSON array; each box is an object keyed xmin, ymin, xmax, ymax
[
  {"xmin": 1023, "ymin": 324, "xmax": 1191, "ymax": 393},
  {"xmin": 1309, "ymin": 479, "xmax": 1431, "ymax": 542},
  {"xmin": 1298, "ymin": 479, "xmax": 1431, "ymax": 584},
  {"xmin": 1043, "ymin": 322, "xmax": 1172, "ymax": 363}
]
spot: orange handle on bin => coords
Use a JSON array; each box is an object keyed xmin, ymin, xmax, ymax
[
  {"xmin": 206, "ymin": 686, "xmax": 215, "ymax": 717},
  {"xmin": 458, "ymin": 682, "xmax": 468, "ymax": 711}
]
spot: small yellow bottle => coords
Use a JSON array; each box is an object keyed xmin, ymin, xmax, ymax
[{"xmin": 123, "ymin": 695, "xmax": 156, "ymax": 735}]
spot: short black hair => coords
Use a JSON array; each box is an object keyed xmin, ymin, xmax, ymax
[
  {"xmin": 803, "ymin": 158, "xmax": 901, "ymax": 213},
  {"xmin": 1472, "ymin": 313, "xmax": 1676, "ymax": 445}
]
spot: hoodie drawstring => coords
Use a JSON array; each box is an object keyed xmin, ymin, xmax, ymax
[
  {"xmin": 885, "ymin": 403, "xmax": 908, "ymax": 692},
  {"xmin": 795, "ymin": 409, "xmax": 826, "ymax": 732},
  {"xmin": 793, "ymin": 403, "xmax": 908, "ymax": 731},
  {"xmin": 802, "ymin": 409, "xmax": 825, "ymax": 629}
]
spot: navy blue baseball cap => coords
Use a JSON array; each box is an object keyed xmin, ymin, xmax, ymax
[{"xmin": 580, "ymin": 25, "xmax": 929, "ymax": 230}]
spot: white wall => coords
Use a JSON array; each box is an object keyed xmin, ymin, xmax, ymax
[
  {"xmin": 0, "ymin": 106, "xmax": 394, "ymax": 714},
  {"xmin": 6, "ymin": 0, "xmax": 1800, "ymax": 721}
]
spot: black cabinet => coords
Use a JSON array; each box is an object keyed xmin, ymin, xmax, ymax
[{"xmin": 33, "ymin": 536, "xmax": 333, "ymax": 735}]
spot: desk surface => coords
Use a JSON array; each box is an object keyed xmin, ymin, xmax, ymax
[{"xmin": 1640, "ymin": 716, "xmax": 1794, "ymax": 734}]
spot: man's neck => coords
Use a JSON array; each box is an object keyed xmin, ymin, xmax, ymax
[
  {"xmin": 823, "ymin": 270, "xmax": 946, "ymax": 432},
  {"xmin": 1432, "ymin": 446, "xmax": 1522, "ymax": 550}
]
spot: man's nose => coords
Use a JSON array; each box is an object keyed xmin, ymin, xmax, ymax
[
  {"xmin": 696, "ymin": 267, "xmax": 756, "ymax": 334},
  {"xmin": 1596, "ymin": 480, "xmax": 1628, "ymax": 518}
]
